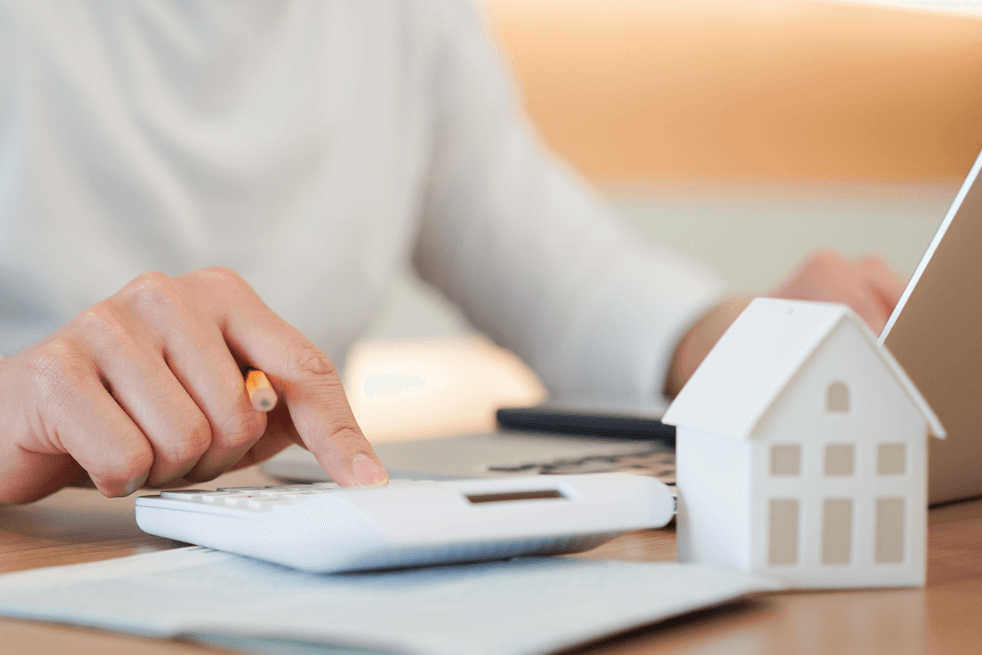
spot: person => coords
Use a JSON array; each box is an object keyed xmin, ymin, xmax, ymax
[{"xmin": 0, "ymin": 0, "xmax": 905, "ymax": 504}]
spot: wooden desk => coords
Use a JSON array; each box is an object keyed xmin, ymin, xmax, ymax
[{"xmin": 2, "ymin": 467, "xmax": 981, "ymax": 655}]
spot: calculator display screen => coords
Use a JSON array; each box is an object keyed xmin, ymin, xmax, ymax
[{"xmin": 465, "ymin": 489, "xmax": 566, "ymax": 504}]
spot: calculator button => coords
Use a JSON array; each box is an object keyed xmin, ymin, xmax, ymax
[
  {"xmin": 247, "ymin": 498, "xmax": 287, "ymax": 511},
  {"xmin": 159, "ymin": 490, "xmax": 211, "ymax": 501},
  {"xmin": 200, "ymin": 492, "xmax": 235, "ymax": 503},
  {"xmin": 217, "ymin": 486, "xmax": 268, "ymax": 492},
  {"xmin": 222, "ymin": 494, "xmax": 256, "ymax": 506}
]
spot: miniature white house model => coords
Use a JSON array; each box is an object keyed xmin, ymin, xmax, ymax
[{"xmin": 662, "ymin": 298, "xmax": 945, "ymax": 588}]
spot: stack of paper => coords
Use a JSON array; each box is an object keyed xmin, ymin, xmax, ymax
[{"xmin": 0, "ymin": 548, "xmax": 778, "ymax": 655}]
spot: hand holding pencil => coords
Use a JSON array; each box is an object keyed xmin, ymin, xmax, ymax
[{"xmin": 0, "ymin": 268, "xmax": 388, "ymax": 504}]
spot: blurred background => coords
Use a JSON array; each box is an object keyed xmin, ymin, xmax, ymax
[
  {"xmin": 342, "ymin": 0, "xmax": 982, "ymax": 441},
  {"xmin": 367, "ymin": 0, "xmax": 982, "ymax": 338}
]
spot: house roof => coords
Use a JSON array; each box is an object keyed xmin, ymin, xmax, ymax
[{"xmin": 661, "ymin": 298, "xmax": 945, "ymax": 440}]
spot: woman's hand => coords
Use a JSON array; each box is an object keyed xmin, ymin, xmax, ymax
[
  {"xmin": 0, "ymin": 268, "xmax": 387, "ymax": 504},
  {"xmin": 666, "ymin": 251, "xmax": 906, "ymax": 397}
]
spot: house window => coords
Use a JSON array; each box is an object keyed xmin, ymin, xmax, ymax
[
  {"xmin": 822, "ymin": 499, "xmax": 853, "ymax": 564},
  {"xmin": 875, "ymin": 497, "xmax": 905, "ymax": 563},
  {"xmin": 769, "ymin": 499, "xmax": 799, "ymax": 565},
  {"xmin": 824, "ymin": 444, "xmax": 855, "ymax": 476},
  {"xmin": 770, "ymin": 445, "xmax": 801, "ymax": 476},
  {"xmin": 826, "ymin": 381, "xmax": 850, "ymax": 413},
  {"xmin": 878, "ymin": 444, "xmax": 907, "ymax": 476}
]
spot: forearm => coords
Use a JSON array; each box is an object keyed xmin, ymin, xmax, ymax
[
  {"xmin": 665, "ymin": 250, "xmax": 907, "ymax": 397},
  {"xmin": 664, "ymin": 296, "xmax": 751, "ymax": 398},
  {"xmin": 414, "ymin": 2, "xmax": 723, "ymax": 401}
]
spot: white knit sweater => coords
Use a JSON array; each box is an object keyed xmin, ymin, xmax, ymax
[{"xmin": 0, "ymin": 0, "xmax": 721, "ymax": 400}]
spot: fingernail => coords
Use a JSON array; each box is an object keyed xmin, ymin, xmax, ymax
[
  {"xmin": 351, "ymin": 454, "xmax": 388, "ymax": 487},
  {"xmin": 123, "ymin": 472, "xmax": 149, "ymax": 496}
]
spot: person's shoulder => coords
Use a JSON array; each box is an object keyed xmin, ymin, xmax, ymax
[{"xmin": 406, "ymin": 0, "xmax": 491, "ymax": 41}]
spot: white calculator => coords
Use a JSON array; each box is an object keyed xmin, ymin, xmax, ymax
[{"xmin": 135, "ymin": 473, "xmax": 675, "ymax": 572}]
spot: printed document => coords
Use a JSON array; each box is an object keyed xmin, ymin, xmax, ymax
[{"xmin": 0, "ymin": 547, "xmax": 778, "ymax": 655}]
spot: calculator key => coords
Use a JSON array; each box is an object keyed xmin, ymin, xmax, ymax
[
  {"xmin": 222, "ymin": 494, "xmax": 257, "ymax": 507},
  {"xmin": 200, "ymin": 492, "xmax": 236, "ymax": 503},
  {"xmin": 159, "ymin": 490, "xmax": 211, "ymax": 501},
  {"xmin": 246, "ymin": 498, "xmax": 290, "ymax": 511}
]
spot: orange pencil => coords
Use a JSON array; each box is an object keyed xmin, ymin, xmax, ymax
[{"xmin": 245, "ymin": 368, "xmax": 278, "ymax": 412}]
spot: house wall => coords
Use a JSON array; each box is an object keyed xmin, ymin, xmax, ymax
[
  {"xmin": 676, "ymin": 427, "xmax": 751, "ymax": 571},
  {"xmin": 749, "ymin": 321, "xmax": 928, "ymax": 587}
]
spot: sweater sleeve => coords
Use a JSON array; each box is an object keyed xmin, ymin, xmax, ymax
[{"xmin": 412, "ymin": 1, "xmax": 723, "ymax": 402}]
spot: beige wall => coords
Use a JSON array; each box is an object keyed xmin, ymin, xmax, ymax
[{"xmin": 483, "ymin": 0, "xmax": 982, "ymax": 184}]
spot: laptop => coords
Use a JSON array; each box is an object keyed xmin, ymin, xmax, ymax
[
  {"xmin": 265, "ymin": 148, "xmax": 982, "ymax": 505},
  {"xmin": 880, "ymin": 147, "xmax": 982, "ymax": 505}
]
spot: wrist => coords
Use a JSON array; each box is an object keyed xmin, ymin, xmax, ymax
[{"xmin": 665, "ymin": 296, "xmax": 751, "ymax": 397}]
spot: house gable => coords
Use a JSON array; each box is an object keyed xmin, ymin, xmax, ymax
[
  {"xmin": 753, "ymin": 318, "xmax": 928, "ymax": 448},
  {"xmin": 662, "ymin": 298, "xmax": 945, "ymax": 440}
]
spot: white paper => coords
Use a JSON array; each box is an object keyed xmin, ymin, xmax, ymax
[{"xmin": 0, "ymin": 547, "xmax": 779, "ymax": 655}]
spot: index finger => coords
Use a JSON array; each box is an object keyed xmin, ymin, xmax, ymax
[{"xmin": 186, "ymin": 269, "xmax": 388, "ymax": 487}]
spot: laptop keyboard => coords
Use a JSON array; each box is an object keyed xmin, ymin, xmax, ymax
[{"xmin": 485, "ymin": 444, "xmax": 676, "ymax": 486}]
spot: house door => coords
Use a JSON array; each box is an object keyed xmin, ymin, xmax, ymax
[
  {"xmin": 768, "ymin": 499, "xmax": 799, "ymax": 565},
  {"xmin": 822, "ymin": 499, "xmax": 853, "ymax": 564}
]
